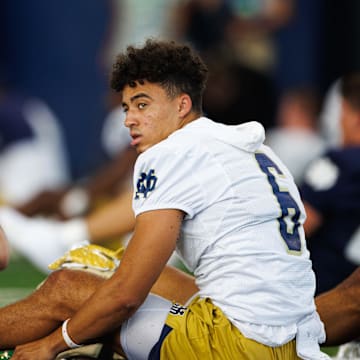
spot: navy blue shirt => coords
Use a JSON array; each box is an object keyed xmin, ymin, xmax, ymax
[{"xmin": 301, "ymin": 147, "xmax": 360, "ymax": 294}]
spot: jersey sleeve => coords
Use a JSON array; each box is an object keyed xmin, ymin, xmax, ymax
[{"xmin": 132, "ymin": 146, "xmax": 206, "ymax": 219}]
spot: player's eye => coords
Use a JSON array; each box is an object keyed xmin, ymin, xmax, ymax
[{"xmin": 138, "ymin": 103, "xmax": 147, "ymax": 110}]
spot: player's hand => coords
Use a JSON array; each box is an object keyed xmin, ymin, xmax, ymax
[
  {"xmin": 12, "ymin": 344, "xmax": 54, "ymax": 360},
  {"xmin": 12, "ymin": 333, "xmax": 64, "ymax": 360}
]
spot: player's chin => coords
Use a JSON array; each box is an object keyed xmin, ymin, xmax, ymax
[{"xmin": 136, "ymin": 143, "xmax": 152, "ymax": 154}]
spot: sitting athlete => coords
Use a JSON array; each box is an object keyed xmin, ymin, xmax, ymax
[
  {"xmin": 0, "ymin": 39, "xmax": 329, "ymax": 359},
  {"xmin": 301, "ymin": 72, "xmax": 360, "ymax": 295}
]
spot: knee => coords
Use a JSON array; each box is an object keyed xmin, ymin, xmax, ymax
[
  {"xmin": 38, "ymin": 269, "xmax": 104, "ymax": 316},
  {"xmin": 44, "ymin": 269, "xmax": 74, "ymax": 290},
  {"xmin": 38, "ymin": 270, "xmax": 76, "ymax": 308}
]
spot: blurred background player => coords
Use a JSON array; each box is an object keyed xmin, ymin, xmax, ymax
[
  {"xmin": 172, "ymin": 0, "xmax": 294, "ymax": 130},
  {"xmin": 0, "ymin": 90, "xmax": 138, "ymax": 273},
  {"xmin": 0, "ymin": 189, "xmax": 135, "ymax": 273},
  {"xmin": 301, "ymin": 72, "xmax": 360, "ymax": 295},
  {"xmin": 0, "ymin": 81, "xmax": 70, "ymax": 208},
  {"xmin": 265, "ymin": 86, "xmax": 326, "ymax": 186},
  {"xmin": 15, "ymin": 93, "xmax": 137, "ymax": 220}
]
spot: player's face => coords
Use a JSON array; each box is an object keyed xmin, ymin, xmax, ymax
[{"xmin": 122, "ymin": 81, "xmax": 187, "ymax": 153}]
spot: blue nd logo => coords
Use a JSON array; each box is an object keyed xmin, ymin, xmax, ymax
[{"xmin": 135, "ymin": 169, "xmax": 157, "ymax": 199}]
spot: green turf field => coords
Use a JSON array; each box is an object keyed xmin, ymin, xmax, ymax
[{"xmin": 0, "ymin": 252, "xmax": 46, "ymax": 306}]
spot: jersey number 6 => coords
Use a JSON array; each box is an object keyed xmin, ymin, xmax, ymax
[{"xmin": 255, "ymin": 153, "xmax": 302, "ymax": 253}]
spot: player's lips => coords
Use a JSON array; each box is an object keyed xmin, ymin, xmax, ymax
[{"xmin": 130, "ymin": 133, "xmax": 142, "ymax": 146}]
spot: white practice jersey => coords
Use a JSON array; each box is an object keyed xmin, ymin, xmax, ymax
[{"xmin": 132, "ymin": 118, "xmax": 327, "ymax": 359}]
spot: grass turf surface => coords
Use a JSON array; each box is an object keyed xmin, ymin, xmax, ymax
[
  {"xmin": 0, "ymin": 253, "xmax": 46, "ymax": 287},
  {"xmin": 0, "ymin": 253, "xmax": 45, "ymax": 306}
]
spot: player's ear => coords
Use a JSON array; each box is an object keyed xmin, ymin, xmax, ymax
[{"xmin": 178, "ymin": 94, "xmax": 192, "ymax": 118}]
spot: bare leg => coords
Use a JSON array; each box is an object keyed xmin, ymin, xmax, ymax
[
  {"xmin": 316, "ymin": 267, "xmax": 360, "ymax": 346},
  {"xmin": 6, "ymin": 259, "xmax": 360, "ymax": 350},
  {"xmin": 0, "ymin": 265, "xmax": 198, "ymax": 349},
  {"xmin": 0, "ymin": 270, "xmax": 105, "ymax": 348}
]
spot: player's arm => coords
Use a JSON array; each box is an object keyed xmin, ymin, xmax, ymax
[
  {"xmin": 316, "ymin": 266, "xmax": 360, "ymax": 346},
  {"xmin": 64, "ymin": 208, "xmax": 182, "ymax": 340},
  {"xmin": 0, "ymin": 225, "xmax": 10, "ymax": 270},
  {"xmin": 303, "ymin": 201, "xmax": 323, "ymax": 237},
  {"xmin": 12, "ymin": 209, "xmax": 183, "ymax": 359}
]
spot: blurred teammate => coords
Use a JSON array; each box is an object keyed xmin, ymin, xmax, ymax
[
  {"xmin": 0, "ymin": 189, "xmax": 134, "ymax": 273},
  {"xmin": 0, "ymin": 99, "xmax": 137, "ymax": 273},
  {"xmin": 15, "ymin": 98, "xmax": 136, "ymax": 220},
  {"xmin": 0, "ymin": 83, "xmax": 69, "ymax": 207},
  {"xmin": 301, "ymin": 72, "xmax": 360, "ymax": 295},
  {"xmin": 266, "ymin": 87, "xmax": 326, "ymax": 185}
]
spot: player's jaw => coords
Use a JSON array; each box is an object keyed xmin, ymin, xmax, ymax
[{"xmin": 129, "ymin": 129, "xmax": 157, "ymax": 154}]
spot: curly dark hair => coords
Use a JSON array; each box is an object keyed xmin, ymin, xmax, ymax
[{"xmin": 111, "ymin": 39, "xmax": 208, "ymax": 113}]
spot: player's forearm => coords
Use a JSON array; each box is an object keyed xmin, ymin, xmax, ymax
[
  {"xmin": 63, "ymin": 209, "xmax": 182, "ymax": 347},
  {"xmin": 316, "ymin": 267, "xmax": 360, "ymax": 345},
  {"xmin": 316, "ymin": 290, "xmax": 360, "ymax": 345}
]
